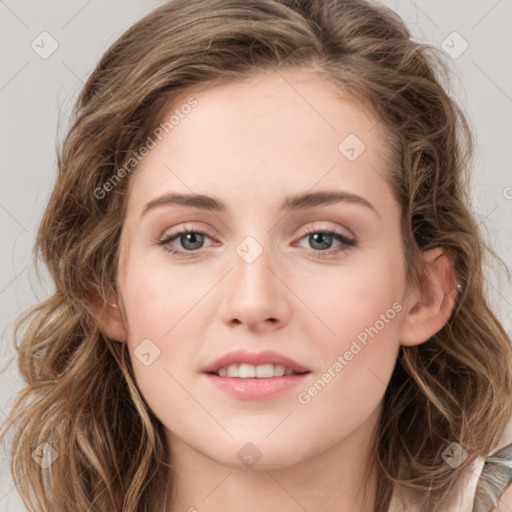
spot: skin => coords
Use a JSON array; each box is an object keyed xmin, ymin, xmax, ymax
[
  {"xmin": 99, "ymin": 68, "xmax": 458, "ymax": 512},
  {"xmin": 496, "ymin": 483, "xmax": 512, "ymax": 512}
]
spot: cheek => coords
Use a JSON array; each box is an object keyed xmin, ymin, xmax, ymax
[
  {"xmin": 298, "ymin": 251, "xmax": 405, "ymax": 342},
  {"xmin": 120, "ymin": 254, "xmax": 209, "ymax": 342},
  {"xmin": 292, "ymin": 269, "xmax": 403, "ymax": 447},
  {"xmin": 118, "ymin": 252, "xmax": 214, "ymax": 395},
  {"xmin": 294, "ymin": 253, "xmax": 405, "ymax": 395}
]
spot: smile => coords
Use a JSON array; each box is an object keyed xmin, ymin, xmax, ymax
[{"xmin": 213, "ymin": 363, "xmax": 307, "ymax": 378}]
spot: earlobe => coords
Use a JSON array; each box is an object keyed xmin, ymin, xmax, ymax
[
  {"xmin": 89, "ymin": 292, "xmax": 127, "ymax": 342},
  {"xmin": 399, "ymin": 247, "xmax": 458, "ymax": 347}
]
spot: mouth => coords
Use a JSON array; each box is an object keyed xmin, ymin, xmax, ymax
[
  {"xmin": 202, "ymin": 350, "xmax": 312, "ymax": 399},
  {"xmin": 206, "ymin": 363, "xmax": 310, "ymax": 378}
]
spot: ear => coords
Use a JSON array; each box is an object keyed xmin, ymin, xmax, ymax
[
  {"xmin": 89, "ymin": 290, "xmax": 127, "ymax": 342},
  {"xmin": 399, "ymin": 247, "xmax": 458, "ymax": 347}
]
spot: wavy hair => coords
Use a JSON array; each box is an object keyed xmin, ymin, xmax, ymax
[{"xmin": 2, "ymin": 0, "xmax": 511, "ymax": 511}]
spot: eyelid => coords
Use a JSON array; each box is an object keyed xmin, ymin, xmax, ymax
[
  {"xmin": 158, "ymin": 221, "xmax": 358, "ymax": 258},
  {"xmin": 159, "ymin": 222, "xmax": 354, "ymax": 243},
  {"xmin": 159, "ymin": 222, "xmax": 216, "ymax": 243},
  {"xmin": 291, "ymin": 226, "xmax": 357, "ymax": 258},
  {"xmin": 295, "ymin": 221, "xmax": 355, "ymax": 241}
]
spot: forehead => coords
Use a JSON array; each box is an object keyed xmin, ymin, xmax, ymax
[{"xmin": 127, "ymin": 68, "xmax": 395, "ymax": 216}]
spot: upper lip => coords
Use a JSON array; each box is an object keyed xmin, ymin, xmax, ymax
[{"xmin": 202, "ymin": 349, "xmax": 311, "ymax": 374}]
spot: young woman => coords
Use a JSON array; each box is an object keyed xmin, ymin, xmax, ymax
[{"xmin": 2, "ymin": 1, "xmax": 512, "ymax": 511}]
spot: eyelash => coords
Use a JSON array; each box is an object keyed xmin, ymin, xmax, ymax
[{"xmin": 158, "ymin": 224, "xmax": 357, "ymax": 259}]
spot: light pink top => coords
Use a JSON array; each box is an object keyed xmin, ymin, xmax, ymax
[
  {"xmin": 386, "ymin": 456, "xmax": 486, "ymax": 511},
  {"xmin": 387, "ymin": 416, "xmax": 512, "ymax": 512}
]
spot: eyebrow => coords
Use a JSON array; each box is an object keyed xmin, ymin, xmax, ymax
[{"xmin": 141, "ymin": 190, "xmax": 379, "ymax": 218}]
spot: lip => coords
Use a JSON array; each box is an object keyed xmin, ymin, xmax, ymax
[
  {"xmin": 202, "ymin": 349, "xmax": 311, "ymax": 400},
  {"xmin": 202, "ymin": 349, "xmax": 311, "ymax": 374},
  {"xmin": 204, "ymin": 373, "xmax": 310, "ymax": 400}
]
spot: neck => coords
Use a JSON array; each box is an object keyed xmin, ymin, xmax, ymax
[{"xmin": 166, "ymin": 414, "xmax": 380, "ymax": 512}]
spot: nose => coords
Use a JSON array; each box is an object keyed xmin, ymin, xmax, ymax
[{"xmin": 219, "ymin": 239, "xmax": 292, "ymax": 332}]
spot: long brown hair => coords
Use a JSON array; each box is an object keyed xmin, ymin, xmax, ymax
[{"xmin": 2, "ymin": 0, "xmax": 511, "ymax": 511}]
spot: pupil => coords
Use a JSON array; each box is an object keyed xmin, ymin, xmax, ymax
[
  {"xmin": 182, "ymin": 233, "xmax": 203, "ymax": 250},
  {"xmin": 311, "ymin": 233, "xmax": 331, "ymax": 250}
]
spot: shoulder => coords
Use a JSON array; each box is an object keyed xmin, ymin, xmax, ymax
[
  {"xmin": 478, "ymin": 440, "xmax": 512, "ymax": 512},
  {"xmin": 494, "ymin": 417, "xmax": 512, "ymax": 511},
  {"xmin": 493, "ymin": 481, "xmax": 512, "ymax": 512},
  {"xmin": 474, "ymin": 451, "xmax": 512, "ymax": 512},
  {"xmin": 474, "ymin": 415, "xmax": 512, "ymax": 512}
]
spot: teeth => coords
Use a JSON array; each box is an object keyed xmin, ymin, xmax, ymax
[
  {"xmin": 238, "ymin": 364, "xmax": 256, "ymax": 378},
  {"xmin": 216, "ymin": 363, "xmax": 298, "ymax": 378},
  {"xmin": 257, "ymin": 364, "xmax": 278, "ymax": 377}
]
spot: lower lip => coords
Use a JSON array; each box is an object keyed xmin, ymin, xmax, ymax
[{"xmin": 204, "ymin": 373, "xmax": 310, "ymax": 400}]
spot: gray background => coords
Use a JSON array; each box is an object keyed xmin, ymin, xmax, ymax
[{"xmin": 1, "ymin": 0, "xmax": 511, "ymax": 508}]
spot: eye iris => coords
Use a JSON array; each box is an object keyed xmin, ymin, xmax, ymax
[
  {"xmin": 309, "ymin": 232, "xmax": 332, "ymax": 250},
  {"xmin": 180, "ymin": 232, "xmax": 204, "ymax": 250}
]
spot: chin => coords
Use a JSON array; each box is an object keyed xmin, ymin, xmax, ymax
[{"xmin": 205, "ymin": 437, "xmax": 311, "ymax": 472}]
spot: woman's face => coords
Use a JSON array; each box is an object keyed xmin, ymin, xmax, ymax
[{"xmin": 115, "ymin": 68, "xmax": 413, "ymax": 470}]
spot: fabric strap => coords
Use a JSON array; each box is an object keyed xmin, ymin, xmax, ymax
[{"xmin": 473, "ymin": 442, "xmax": 512, "ymax": 512}]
